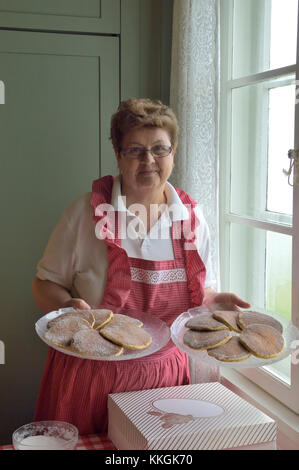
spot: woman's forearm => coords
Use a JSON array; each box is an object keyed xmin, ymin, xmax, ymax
[{"xmin": 32, "ymin": 277, "xmax": 72, "ymax": 314}]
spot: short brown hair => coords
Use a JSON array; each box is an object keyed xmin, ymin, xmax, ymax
[{"xmin": 110, "ymin": 98, "xmax": 179, "ymax": 153}]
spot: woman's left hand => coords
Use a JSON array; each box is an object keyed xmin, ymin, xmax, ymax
[{"xmin": 203, "ymin": 289, "xmax": 251, "ymax": 311}]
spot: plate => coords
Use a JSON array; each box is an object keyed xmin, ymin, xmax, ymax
[
  {"xmin": 170, "ymin": 305, "xmax": 299, "ymax": 368},
  {"xmin": 35, "ymin": 308, "xmax": 171, "ymax": 361}
]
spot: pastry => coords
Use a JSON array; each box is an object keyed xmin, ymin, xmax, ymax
[
  {"xmin": 70, "ymin": 329, "xmax": 123, "ymax": 357},
  {"xmin": 45, "ymin": 316, "xmax": 91, "ymax": 346},
  {"xmin": 100, "ymin": 320, "xmax": 152, "ymax": 350},
  {"xmin": 46, "ymin": 310, "xmax": 95, "ymax": 329},
  {"xmin": 239, "ymin": 323, "xmax": 284, "ymax": 359},
  {"xmin": 212, "ymin": 310, "xmax": 242, "ymax": 333},
  {"xmin": 183, "ymin": 329, "xmax": 232, "ymax": 350},
  {"xmin": 90, "ymin": 309, "xmax": 114, "ymax": 329},
  {"xmin": 208, "ymin": 336, "xmax": 251, "ymax": 362},
  {"xmin": 185, "ymin": 312, "xmax": 229, "ymax": 331},
  {"xmin": 237, "ymin": 311, "xmax": 283, "ymax": 333},
  {"xmin": 104, "ymin": 313, "xmax": 143, "ymax": 328}
]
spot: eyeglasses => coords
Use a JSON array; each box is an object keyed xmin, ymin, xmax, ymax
[{"xmin": 120, "ymin": 145, "xmax": 173, "ymax": 159}]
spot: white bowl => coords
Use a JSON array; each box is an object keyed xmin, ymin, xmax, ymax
[{"xmin": 12, "ymin": 421, "xmax": 78, "ymax": 450}]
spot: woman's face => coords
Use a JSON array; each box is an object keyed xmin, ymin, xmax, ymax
[{"xmin": 116, "ymin": 127, "xmax": 175, "ymax": 197}]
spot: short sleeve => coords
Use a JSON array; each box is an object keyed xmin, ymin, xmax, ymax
[
  {"xmin": 193, "ymin": 205, "xmax": 217, "ymax": 290},
  {"xmin": 36, "ymin": 212, "xmax": 76, "ymax": 290}
]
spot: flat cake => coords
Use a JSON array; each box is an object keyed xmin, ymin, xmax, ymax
[
  {"xmin": 239, "ymin": 323, "xmax": 284, "ymax": 359},
  {"xmin": 90, "ymin": 309, "xmax": 114, "ymax": 329},
  {"xmin": 47, "ymin": 310, "xmax": 95, "ymax": 329},
  {"xmin": 183, "ymin": 329, "xmax": 232, "ymax": 350},
  {"xmin": 103, "ymin": 313, "xmax": 143, "ymax": 328},
  {"xmin": 45, "ymin": 316, "xmax": 91, "ymax": 347},
  {"xmin": 185, "ymin": 312, "xmax": 229, "ymax": 331},
  {"xmin": 208, "ymin": 336, "xmax": 251, "ymax": 362},
  {"xmin": 70, "ymin": 328, "xmax": 123, "ymax": 357},
  {"xmin": 212, "ymin": 310, "xmax": 242, "ymax": 333},
  {"xmin": 237, "ymin": 311, "xmax": 283, "ymax": 333},
  {"xmin": 100, "ymin": 319, "xmax": 152, "ymax": 350}
]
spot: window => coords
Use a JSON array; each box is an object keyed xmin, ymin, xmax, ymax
[{"xmin": 220, "ymin": 0, "xmax": 299, "ymax": 412}]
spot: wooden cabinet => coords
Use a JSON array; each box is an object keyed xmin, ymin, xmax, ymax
[
  {"xmin": 0, "ymin": 0, "xmax": 120, "ymax": 34},
  {"xmin": 0, "ymin": 28, "xmax": 119, "ymax": 443},
  {"xmin": 0, "ymin": 29, "xmax": 119, "ymax": 175}
]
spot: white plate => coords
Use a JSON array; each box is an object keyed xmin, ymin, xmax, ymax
[
  {"xmin": 35, "ymin": 308, "xmax": 171, "ymax": 361},
  {"xmin": 170, "ymin": 305, "xmax": 299, "ymax": 368}
]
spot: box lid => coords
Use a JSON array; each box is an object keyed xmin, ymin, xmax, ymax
[{"xmin": 108, "ymin": 382, "xmax": 276, "ymax": 450}]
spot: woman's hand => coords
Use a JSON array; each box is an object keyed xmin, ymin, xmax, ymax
[
  {"xmin": 32, "ymin": 278, "xmax": 92, "ymax": 314},
  {"xmin": 203, "ymin": 288, "xmax": 251, "ymax": 311},
  {"xmin": 60, "ymin": 298, "xmax": 91, "ymax": 310}
]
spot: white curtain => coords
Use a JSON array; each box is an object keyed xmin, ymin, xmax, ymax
[
  {"xmin": 170, "ymin": 0, "xmax": 220, "ymax": 383},
  {"xmin": 170, "ymin": 0, "xmax": 220, "ymax": 286}
]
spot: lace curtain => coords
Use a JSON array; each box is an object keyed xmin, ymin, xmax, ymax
[{"xmin": 170, "ymin": 0, "xmax": 220, "ymax": 383}]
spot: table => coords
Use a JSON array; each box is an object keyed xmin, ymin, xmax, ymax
[{"xmin": 0, "ymin": 433, "xmax": 116, "ymax": 450}]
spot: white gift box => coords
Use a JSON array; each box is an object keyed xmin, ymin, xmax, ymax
[{"xmin": 108, "ymin": 382, "xmax": 276, "ymax": 450}]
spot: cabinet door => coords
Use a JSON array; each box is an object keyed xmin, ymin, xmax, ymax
[
  {"xmin": 0, "ymin": 29, "xmax": 119, "ymax": 443},
  {"xmin": 0, "ymin": 0, "xmax": 120, "ymax": 34}
]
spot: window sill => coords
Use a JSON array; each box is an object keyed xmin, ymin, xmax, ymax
[{"xmin": 220, "ymin": 368, "xmax": 299, "ymax": 450}]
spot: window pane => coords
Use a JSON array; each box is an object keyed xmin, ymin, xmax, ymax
[
  {"xmin": 266, "ymin": 231, "xmax": 292, "ymax": 321},
  {"xmin": 230, "ymin": 223, "xmax": 292, "ymax": 384},
  {"xmin": 230, "ymin": 223, "xmax": 292, "ymax": 319},
  {"xmin": 230, "ymin": 75, "xmax": 294, "ymax": 223},
  {"xmin": 230, "ymin": 223, "xmax": 267, "ymax": 306},
  {"xmin": 265, "ymin": 229, "xmax": 292, "ymax": 384},
  {"xmin": 233, "ymin": 0, "xmax": 298, "ymax": 78},
  {"xmin": 267, "ymin": 85, "xmax": 295, "ymax": 215},
  {"xmin": 270, "ymin": 0, "xmax": 298, "ymax": 71}
]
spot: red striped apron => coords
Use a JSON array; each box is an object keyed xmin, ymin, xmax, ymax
[{"xmin": 34, "ymin": 176, "xmax": 207, "ymax": 435}]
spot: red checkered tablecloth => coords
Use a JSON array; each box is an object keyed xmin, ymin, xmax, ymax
[{"xmin": 0, "ymin": 433, "xmax": 116, "ymax": 450}]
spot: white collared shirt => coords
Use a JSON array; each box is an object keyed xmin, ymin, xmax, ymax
[{"xmin": 111, "ymin": 176, "xmax": 215, "ymax": 287}]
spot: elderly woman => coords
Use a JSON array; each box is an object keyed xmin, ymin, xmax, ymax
[{"xmin": 32, "ymin": 98, "xmax": 250, "ymax": 434}]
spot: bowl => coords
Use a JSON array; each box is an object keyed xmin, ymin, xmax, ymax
[{"xmin": 12, "ymin": 421, "xmax": 78, "ymax": 450}]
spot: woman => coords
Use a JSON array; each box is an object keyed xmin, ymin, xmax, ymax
[{"xmin": 32, "ymin": 98, "xmax": 250, "ymax": 434}]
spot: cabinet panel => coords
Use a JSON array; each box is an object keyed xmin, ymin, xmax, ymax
[
  {"xmin": 0, "ymin": 0, "xmax": 120, "ymax": 34},
  {"xmin": 0, "ymin": 29, "xmax": 119, "ymax": 443}
]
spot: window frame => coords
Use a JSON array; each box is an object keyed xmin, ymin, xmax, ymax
[{"xmin": 219, "ymin": 0, "xmax": 299, "ymax": 413}]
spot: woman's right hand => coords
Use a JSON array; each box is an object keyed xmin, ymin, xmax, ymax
[{"xmin": 60, "ymin": 298, "xmax": 91, "ymax": 310}]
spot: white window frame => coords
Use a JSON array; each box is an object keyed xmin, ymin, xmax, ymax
[{"xmin": 219, "ymin": 0, "xmax": 299, "ymax": 413}]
